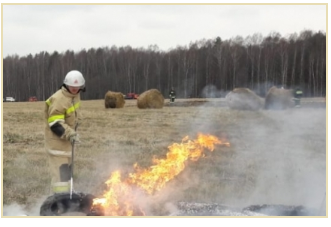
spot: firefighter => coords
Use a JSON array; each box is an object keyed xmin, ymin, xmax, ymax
[
  {"xmin": 169, "ymin": 87, "xmax": 176, "ymax": 103},
  {"xmin": 293, "ymin": 87, "xmax": 303, "ymax": 107},
  {"xmin": 44, "ymin": 70, "xmax": 85, "ymax": 194}
]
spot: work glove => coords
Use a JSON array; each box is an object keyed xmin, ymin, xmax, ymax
[{"xmin": 69, "ymin": 132, "xmax": 81, "ymax": 144}]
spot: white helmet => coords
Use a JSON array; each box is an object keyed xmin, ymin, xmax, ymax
[{"xmin": 63, "ymin": 70, "xmax": 85, "ymax": 87}]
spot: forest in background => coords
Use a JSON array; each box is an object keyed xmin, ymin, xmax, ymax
[{"xmin": 2, "ymin": 29, "xmax": 326, "ymax": 102}]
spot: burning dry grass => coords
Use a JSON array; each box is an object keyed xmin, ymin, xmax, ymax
[{"xmin": 1, "ymin": 99, "xmax": 326, "ymax": 216}]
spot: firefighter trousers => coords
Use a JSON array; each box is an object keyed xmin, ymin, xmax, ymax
[{"xmin": 46, "ymin": 149, "xmax": 72, "ymax": 194}]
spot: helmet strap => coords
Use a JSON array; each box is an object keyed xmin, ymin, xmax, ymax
[{"xmin": 62, "ymin": 84, "xmax": 70, "ymax": 92}]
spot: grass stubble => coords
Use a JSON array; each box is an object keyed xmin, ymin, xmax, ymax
[{"xmin": 1, "ymin": 99, "xmax": 326, "ymax": 216}]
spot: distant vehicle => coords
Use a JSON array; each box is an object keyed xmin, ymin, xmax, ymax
[
  {"xmin": 4, "ymin": 97, "xmax": 16, "ymax": 102},
  {"xmin": 125, "ymin": 93, "xmax": 139, "ymax": 99},
  {"xmin": 29, "ymin": 96, "xmax": 38, "ymax": 102}
]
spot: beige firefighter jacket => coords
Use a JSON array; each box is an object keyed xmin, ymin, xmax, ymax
[{"xmin": 44, "ymin": 86, "xmax": 82, "ymax": 153}]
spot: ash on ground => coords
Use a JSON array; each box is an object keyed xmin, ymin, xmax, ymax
[{"xmin": 170, "ymin": 202, "xmax": 321, "ymax": 216}]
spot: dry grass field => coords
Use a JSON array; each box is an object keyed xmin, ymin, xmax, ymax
[{"xmin": 1, "ymin": 98, "xmax": 327, "ymax": 216}]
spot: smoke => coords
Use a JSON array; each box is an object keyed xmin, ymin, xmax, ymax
[
  {"xmin": 242, "ymin": 108, "xmax": 326, "ymax": 215},
  {"xmin": 174, "ymin": 86, "xmax": 326, "ymax": 216},
  {"xmin": 3, "ymin": 191, "xmax": 48, "ymax": 216},
  {"xmin": 3, "ymin": 203, "xmax": 29, "ymax": 216},
  {"xmin": 3, "ymin": 198, "xmax": 46, "ymax": 216},
  {"xmin": 212, "ymin": 106, "xmax": 324, "ymax": 215},
  {"xmin": 201, "ymin": 84, "xmax": 228, "ymax": 98}
]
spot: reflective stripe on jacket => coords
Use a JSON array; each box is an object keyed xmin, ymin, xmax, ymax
[{"xmin": 44, "ymin": 86, "xmax": 82, "ymax": 152}]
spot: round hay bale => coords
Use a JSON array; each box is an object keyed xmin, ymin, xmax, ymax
[
  {"xmin": 137, "ymin": 89, "xmax": 164, "ymax": 109},
  {"xmin": 225, "ymin": 88, "xmax": 264, "ymax": 111},
  {"xmin": 264, "ymin": 86, "xmax": 293, "ymax": 110},
  {"xmin": 104, "ymin": 91, "xmax": 125, "ymax": 109}
]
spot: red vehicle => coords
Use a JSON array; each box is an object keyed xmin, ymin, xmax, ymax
[
  {"xmin": 29, "ymin": 96, "xmax": 38, "ymax": 102},
  {"xmin": 125, "ymin": 93, "xmax": 139, "ymax": 99}
]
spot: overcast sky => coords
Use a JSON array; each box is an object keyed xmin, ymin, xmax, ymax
[{"xmin": 1, "ymin": 3, "xmax": 327, "ymax": 57}]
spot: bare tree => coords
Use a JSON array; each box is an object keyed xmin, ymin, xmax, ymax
[
  {"xmin": 229, "ymin": 36, "xmax": 244, "ymax": 88},
  {"xmin": 279, "ymin": 38, "xmax": 289, "ymax": 86}
]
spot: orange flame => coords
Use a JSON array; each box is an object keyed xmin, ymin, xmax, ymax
[
  {"xmin": 92, "ymin": 133, "xmax": 230, "ymax": 216},
  {"xmin": 92, "ymin": 171, "xmax": 139, "ymax": 216}
]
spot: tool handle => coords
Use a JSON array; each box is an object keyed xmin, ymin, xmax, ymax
[{"xmin": 70, "ymin": 123, "xmax": 79, "ymax": 200}]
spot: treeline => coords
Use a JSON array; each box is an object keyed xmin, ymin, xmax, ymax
[{"xmin": 2, "ymin": 29, "xmax": 326, "ymax": 102}]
